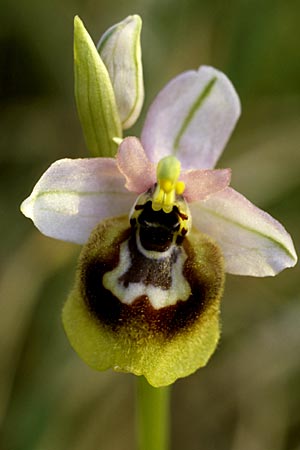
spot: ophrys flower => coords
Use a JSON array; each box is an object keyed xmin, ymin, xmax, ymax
[{"xmin": 21, "ymin": 16, "xmax": 297, "ymax": 387}]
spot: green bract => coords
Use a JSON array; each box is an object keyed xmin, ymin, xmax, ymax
[
  {"xmin": 74, "ymin": 16, "xmax": 122, "ymax": 157},
  {"xmin": 98, "ymin": 15, "xmax": 144, "ymax": 129}
]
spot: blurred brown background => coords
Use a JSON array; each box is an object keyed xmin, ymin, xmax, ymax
[{"xmin": 0, "ymin": 0, "xmax": 299, "ymax": 449}]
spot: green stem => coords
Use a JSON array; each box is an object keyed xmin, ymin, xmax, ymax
[{"xmin": 136, "ymin": 376, "xmax": 171, "ymax": 450}]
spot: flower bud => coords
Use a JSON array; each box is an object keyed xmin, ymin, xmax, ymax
[{"xmin": 98, "ymin": 15, "xmax": 144, "ymax": 129}]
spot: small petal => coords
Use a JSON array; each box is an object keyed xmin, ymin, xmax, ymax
[
  {"xmin": 116, "ymin": 137, "xmax": 156, "ymax": 193},
  {"xmin": 190, "ymin": 187, "xmax": 298, "ymax": 276},
  {"xmin": 98, "ymin": 15, "xmax": 144, "ymax": 129},
  {"xmin": 74, "ymin": 16, "xmax": 122, "ymax": 157},
  {"xmin": 21, "ymin": 158, "xmax": 135, "ymax": 244},
  {"xmin": 181, "ymin": 168, "xmax": 231, "ymax": 202},
  {"xmin": 141, "ymin": 66, "xmax": 241, "ymax": 169}
]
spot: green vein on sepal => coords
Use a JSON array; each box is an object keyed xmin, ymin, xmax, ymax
[
  {"xmin": 173, "ymin": 77, "xmax": 217, "ymax": 152},
  {"xmin": 20, "ymin": 190, "xmax": 132, "ymax": 220},
  {"xmin": 28, "ymin": 190, "xmax": 131, "ymax": 199},
  {"xmin": 199, "ymin": 204, "xmax": 297, "ymax": 262}
]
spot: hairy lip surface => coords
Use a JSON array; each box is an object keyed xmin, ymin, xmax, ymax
[{"xmin": 79, "ymin": 218, "xmax": 223, "ymax": 338}]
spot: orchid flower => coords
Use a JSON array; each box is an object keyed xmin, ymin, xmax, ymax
[{"xmin": 20, "ymin": 15, "xmax": 297, "ymax": 387}]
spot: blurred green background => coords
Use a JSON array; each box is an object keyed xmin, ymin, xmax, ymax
[{"xmin": 1, "ymin": 0, "xmax": 299, "ymax": 449}]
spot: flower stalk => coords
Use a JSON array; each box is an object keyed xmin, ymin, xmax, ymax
[{"xmin": 136, "ymin": 377, "xmax": 170, "ymax": 450}]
